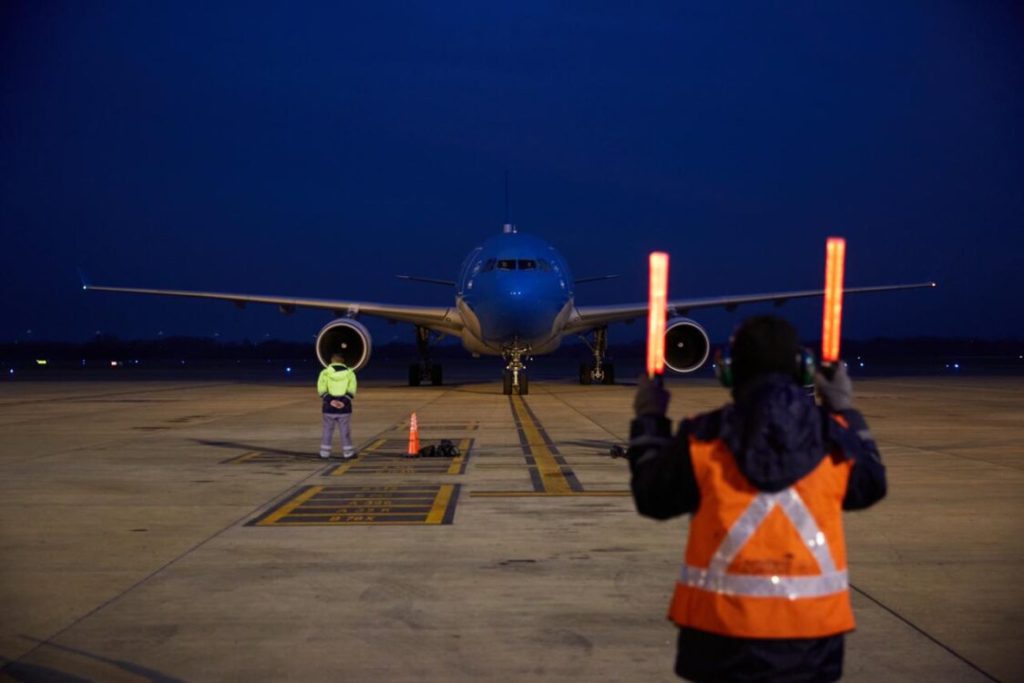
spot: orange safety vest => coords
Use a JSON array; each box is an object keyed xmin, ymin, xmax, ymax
[{"xmin": 668, "ymin": 433, "xmax": 855, "ymax": 639}]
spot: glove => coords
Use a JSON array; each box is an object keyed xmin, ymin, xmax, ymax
[
  {"xmin": 815, "ymin": 362, "xmax": 853, "ymax": 411},
  {"xmin": 634, "ymin": 374, "xmax": 670, "ymax": 417}
]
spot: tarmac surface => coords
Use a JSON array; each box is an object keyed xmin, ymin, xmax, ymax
[{"xmin": 0, "ymin": 373, "xmax": 1021, "ymax": 682}]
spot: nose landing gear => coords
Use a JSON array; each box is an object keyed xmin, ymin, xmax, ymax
[{"xmin": 502, "ymin": 343, "xmax": 531, "ymax": 395}]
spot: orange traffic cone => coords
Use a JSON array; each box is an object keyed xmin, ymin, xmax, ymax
[{"xmin": 407, "ymin": 412, "xmax": 420, "ymax": 457}]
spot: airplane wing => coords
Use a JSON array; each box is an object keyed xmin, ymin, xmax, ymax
[
  {"xmin": 83, "ymin": 283, "xmax": 463, "ymax": 332},
  {"xmin": 564, "ymin": 282, "xmax": 936, "ymax": 335}
]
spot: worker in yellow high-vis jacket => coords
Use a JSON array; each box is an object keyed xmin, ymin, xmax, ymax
[{"xmin": 317, "ymin": 353, "xmax": 358, "ymax": 459}]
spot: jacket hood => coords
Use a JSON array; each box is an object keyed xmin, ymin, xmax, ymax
[
  {"xmin": 326, "ymin": 364, "xmax": 350, "ymax": 376},
  {"xmin": 720, "ymin": 373, "xmax": 824, "ymax": 492}
]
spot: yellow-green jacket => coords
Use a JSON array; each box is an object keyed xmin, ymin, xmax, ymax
[{"xmin": 317, "ymin": 364, "xmax": 357, "ymax": 413}]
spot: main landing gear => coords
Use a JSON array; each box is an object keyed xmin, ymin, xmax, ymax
[
  {"xmin": 408, "ymin": 325, "xmax": 443, "ymax": 386},
  {"xmin": 502, "ymin": 343, "xmax": 531, "ymax": 395},
  {"xmin": 579, "ymin": 326, "xmax": 615, "ymax": 385}
]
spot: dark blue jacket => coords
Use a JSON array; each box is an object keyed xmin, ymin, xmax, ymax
[{"xmin": 627, "ymin": 374, "xmax": 886, "ymax": 683}]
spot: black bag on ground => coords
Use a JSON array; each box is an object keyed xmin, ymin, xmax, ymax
[{"xmin": 437, "ymin": 439, "xmax": 460, "ymax": 457}]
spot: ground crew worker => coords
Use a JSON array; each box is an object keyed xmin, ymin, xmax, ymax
[
  {"xmin": 317, "ymin": 353, "xmax": 357, "ymax": 459},
  {"xmin": 628, "ymin": 315, "xmax": 886, "ymax": 682}
]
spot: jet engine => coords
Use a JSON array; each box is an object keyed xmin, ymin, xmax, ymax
[
  {"xmin": 664, "ymin": 318, "xmax": 711, "ymax": 373},
  {"xmin": 315, "ymin": 319, "xmax": 372, "ymax": 370}
]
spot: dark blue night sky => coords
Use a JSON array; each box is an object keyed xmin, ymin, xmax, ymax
[{"xmin": 2, "ymin": 2, "xmax": 1022, "ymax": 346}]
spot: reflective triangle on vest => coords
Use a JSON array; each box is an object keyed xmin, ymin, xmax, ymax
[{"xmin": 679, "ymin": 488, "xmax": 847, "ymax": 599}]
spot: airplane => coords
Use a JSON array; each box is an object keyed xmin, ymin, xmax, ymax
[{"xmin": 84, "ymin": 224, "xmax": 935, "ymax": 394}]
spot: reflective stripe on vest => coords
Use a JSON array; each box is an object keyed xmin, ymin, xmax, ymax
[
  {"xmin": 678, "ymin": 488, "xmax": 848, "ymax": 600},
  {"xmin": 670, "ymin": 434, "xmax": 855, "ymax": 638}
]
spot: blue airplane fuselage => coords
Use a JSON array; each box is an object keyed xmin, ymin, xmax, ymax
[{"xmin": 455, "ymin": 232, "xmax": 575, "ymax": 356}]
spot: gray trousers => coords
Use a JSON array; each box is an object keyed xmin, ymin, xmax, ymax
[{"xmin": 321, "ymin": 413, "xmax": 353, "ymax": 456}]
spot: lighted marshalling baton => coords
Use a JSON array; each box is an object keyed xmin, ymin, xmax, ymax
[
  {"xmin": 821, "ymin": 237, "xmax": 846, "ymax": 372},
  {"xmin": 647, "ymin": 252, "xmax": 670, "ymax": 380}
]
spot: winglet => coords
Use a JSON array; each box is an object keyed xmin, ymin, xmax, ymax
[{"xmin": 77, "ymin": 268, "xmax": 91, "ymax": 291}]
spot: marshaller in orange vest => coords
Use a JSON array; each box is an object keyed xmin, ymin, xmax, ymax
[{"xmin": 627, "ymin": 315, "xmax": 886, "ymax": 683}]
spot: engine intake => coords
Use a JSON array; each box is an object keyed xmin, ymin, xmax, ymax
[
  {"xmin": 664, "ymin": 318, "xmax": 710, "ymax": 373},
  {"xmin": 315, "ymin": 319, "xmax": 372, "ymax": 370}
]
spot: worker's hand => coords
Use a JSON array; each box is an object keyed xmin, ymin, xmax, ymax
[
  {"xmin": 330, "ymin": 399, "xmax": 344, "ymax": 409},
  {"xmin": 634, "ymin": 374, "xmax": 670, "ymax": 417},
  {"xmin": 815, "ymin": 362, "xmax": 853, "ymax": 411}
]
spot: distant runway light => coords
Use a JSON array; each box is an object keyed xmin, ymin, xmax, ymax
[{"xmin": 285, "ymin": 367, "xmax": 293, "ymax": 373}]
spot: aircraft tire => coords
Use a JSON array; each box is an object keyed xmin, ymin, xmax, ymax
[
  {"xmin": 502, "ymin": 370, "xmax": 513, "ymax": 395},
  {"xmin": 602, "ymin": 363, "xmax": 615, "ymax": 385},
  {"xmin": 409, "ymin": 364, "xmax": 422, "ymax": 387},
  {"xmin": 518, "ymin": 372, "xmax": 529, "ymax": 395},
  {"xmin": 579, "ymin": 363, "xmax": 593, "ymax": 385},
  {"xmin": 430, "ymin": 364, "xmax": 443, "ymax": 386}
]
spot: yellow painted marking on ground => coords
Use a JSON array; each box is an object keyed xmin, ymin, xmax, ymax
[
  {"xmin": 259, "ymin": 485, "xmax": 456, "ymax": 525},
  {"xmin": 298, "ymin": 497, "xmax": 440, "ymax": 505},
  {"xmin": 284, "ymin": 506, "xmax": 436, "ymax": 516},
  {"xmin": 231, "ymin": 451, "xmax": 261, "ymax": 463},
  {"xmin": 511, "ymin": 395, "xmax": 572, "ymax": 494},
  {"xmin": 330, "ymin": 438, "xmax": 387, "ymax": 476},
  {"xmin": 316, "ymin": 487, "xmax": 440, "ymax": 493},
  {"xmin": 446, "ymin": 438, "xmax": 472, "ymax": 474},
  {"xmin": 260, "ymin": 520, "xmax": 442, "ymax": 526},
  {"xmin": 426, "ymin": 484, "xmax": 456, "ymax": 524},
  {"xmin": 256, "ymin": 486, "xmax": 323, "ymax": 526},
  {"xmin": 470, "ymin": 490, "xmax": 631, "ymax": 498}
]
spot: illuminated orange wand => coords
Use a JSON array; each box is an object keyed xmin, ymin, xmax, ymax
[
  {"xmin": 647, "ymin": 252, "xmax": 670, "ymax": 378},
  {"xmin": 821, "ymin": 237, "xmax": 846, "ymax": 367}
]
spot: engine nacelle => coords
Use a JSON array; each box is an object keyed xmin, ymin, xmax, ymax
[
  {"xmin": 664, "ymin": 318, "xmax": 711, "ymax": 373},
  {"xmin": 315, "ymin": 319, "xmax": 372, "ymax": 370}
]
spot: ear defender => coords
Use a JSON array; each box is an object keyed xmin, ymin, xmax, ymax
[
  {"xmin": 796, "ymin": 347, "xmax": 816, "ymax": 386},
  {"xmin": 716, "ymin": 344, "xmax": 814, "ymax": 388},
  {"xmin": 714, "ymin": 346, "xmax": 733, "ymax": 388}
]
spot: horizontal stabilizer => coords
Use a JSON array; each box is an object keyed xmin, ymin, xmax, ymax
[
  {"xmin": 575, "ymin": 274, "xmax": 620, "ymax": 284},
  {"xmin": 395, "ymin": 275, "xmax": 456, "ymax": 286}
]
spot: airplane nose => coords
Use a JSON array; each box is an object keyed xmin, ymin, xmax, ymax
[{"xmin": 477, "ymin": 293, "xmax": 554, "ymax": 341}]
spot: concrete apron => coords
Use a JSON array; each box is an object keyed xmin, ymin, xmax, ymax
[{"xmin": 0, "ymin": 377, "xmax": 1019, "ymax": 682}]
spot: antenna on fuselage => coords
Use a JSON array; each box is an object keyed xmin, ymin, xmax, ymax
[{"xmin": 503, "ymin": 171, "xmax": 517, "ymax": 234}]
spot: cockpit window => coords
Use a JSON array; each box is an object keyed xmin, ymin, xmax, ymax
[
  {"xmin": 482, "ymin": 258, "xmax": 496, "ymax": 272},
  {"xmin": 496, "ymin": 259, "xmax": 516, "ymax": 270},
  {"xmin": 517, "ymin": 259, "xmax": 536, "ymax": 270}
]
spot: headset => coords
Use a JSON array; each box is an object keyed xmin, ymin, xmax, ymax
[{"xmin": 714, "ymin": 344, "xmax": 816, "ymax": 388}]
